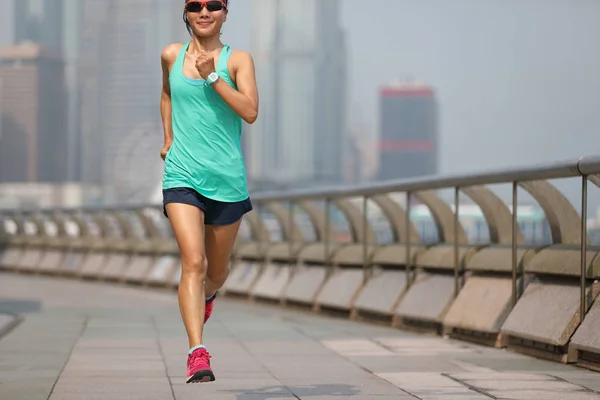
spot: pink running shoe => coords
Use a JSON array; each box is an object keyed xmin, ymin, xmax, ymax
[
  {"xmin": 186, "ymin": 347, "xmax": 215, "ymax": 383},
  {"xmin": 204, "ymin": 293, "xmax": 217, "ymax": 323}
]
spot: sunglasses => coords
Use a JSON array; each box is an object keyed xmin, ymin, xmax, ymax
[{"xmin": 185, "ymin": 1, "xmax": 226, "ymax": 13}]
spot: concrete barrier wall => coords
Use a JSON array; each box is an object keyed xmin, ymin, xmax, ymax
[
  {"xmin": 0, "ymin": 246, "xmax": 21, "ymax": 270},
  {"xmin": 352, "ymin": 267, "xmax": 408, "ymax": 319}
]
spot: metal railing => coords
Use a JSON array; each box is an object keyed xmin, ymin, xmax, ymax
[
  {"xmin": 247, "ymin": 155, "xmax": 600, "ymax": 322},
  {"xmin": 2, "ymin": 155, "xmax": 600, "ymax": 329}
]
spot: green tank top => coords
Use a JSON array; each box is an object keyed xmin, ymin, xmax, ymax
[{"xmin": 162, "ymin": 42, "xmax": 248, "ymax": 202}]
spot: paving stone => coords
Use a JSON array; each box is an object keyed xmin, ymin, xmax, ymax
[
  {"xmin": 0, "ymin": 313, "xmax": 18, "ymax": 337},
  {"xmin": 51, "ymin": 393, "xmax": 175, "ymax": 400},
  {"xmin": 0, "ymin": 378, "xmax": 57, "ymax": 400},
  {"xmin": 381, "ymin": 372, "xmax": 465, "ymax": 386},
  {"xmin": 349, "ymin": 355, "xmax": 468, "ymax": 373},
  {"xmin": 457, "ymin": 355, "xmax": 576, "ymax": 372},
  {"xmin": 416, "ymin": 397, "xmax": 490, "ymax": 400},
  {"xmin": 374, "ymin": 372, "xmax": 492, "ymax": 398},
  {"xmin": 550, "ymin": 371, "xmax": 600, "ymax": 391},
  {"xmin": 321, "ymin": 338, "xmax": 395, "ymax": 356},
  {"xmin": 0, "ymin": 367, "xmax": 63, "ymax": 381},
  {"xmin": 486, "ymin": 390, "xmax": 600, "ymax": 399},
  {"xmin": 449, "ymin": 360, "xmax": 496, "ymax": 373},
  {"xmin": 49, "ymin": 377, "xmax": 173, "ymax": 399},
  {"xmin": 256, "ymin": 355, "xmax": 368, "ymax": 379},
  {"xmin": 449, "ymin": 372, "xmax": 557, "ymax": 381},
  {"xmin": 172, "ymin": 380, "xmax": 293, "ymax": 400},
  {"xmin": 463, "ymin": 379, "xmax": 585, "ymax": 391},
  {"xmin": 375, "ymin": 337, "xmax": 477, "ymax": 355},
  {"xmin": 278, "ymin": 376, "xmax": 413, "ymax": 396},
  {"xmin": 243, "ymin": 339, "xmax": 336, "ymax": 356}
]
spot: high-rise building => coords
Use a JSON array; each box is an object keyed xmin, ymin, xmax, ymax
[
  {"xmin": 377, "ymin": 80, "xmax": 438, "ymax": 181},
  {"xmin": 13, "ymin": 0, "xmax": 63, "ymax": 51},
  {"xmin": 78, "ymin": 0, "xmax": 110, "ymax": 195},
  {"xmin": 0, "ymin": 43, "xmax": 68, "ymax": 183},
  {"xmin": 313, "ymin": 0, "xmax": 347, "ymax": 185},
  {"xmin": 13, "ymin": 0, "xmax": 41, "ymax": 45},
  {"xmin": 247, "ymin": 0, "xmax": 347, "ymax": 190},
  {"xmin": 79, "ymin": 0, "xmax": 182, "ymax": 204},
  {"xmin": 61, "ymin": 0, "xmax": 83, "ymax": 182},
  {"xmin": 12, "ymin": 0, "xmax": 85, "ymax": 182}
]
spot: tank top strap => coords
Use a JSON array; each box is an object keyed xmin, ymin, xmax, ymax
[
  {"xmin": 171, "ymin": 41, "xmax": 190, "ymax": 78},
  {"xmin": 216, "ymin": 45, "xmax": 233, "ymax": 75}
]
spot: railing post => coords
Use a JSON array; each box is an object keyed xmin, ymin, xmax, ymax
[
  {"xmin": 453, "ymin": 187, "xmax": 460, "ymax": 297},
  {"xmin": 324, "ymin": 198, "xmax": 331, "ymax": 269},
  {"xmin": 288, "ymin": 200, "xmax": 294, "ymax": 260},
  {"xmin": 362, "ymin": 196, "xmax": 369, "ymax": 278},
  {"xmin": 405, "ymin": 191, "xmax": 412, "ymax": 288},
  {"xmin": 512, "ymin": 181, "xmax": 518, "ymax": 307},
  {"xmin": 259, "ymin": 203, "xmax": 267, "ymax": 260},
  {"xmin": 580, "ymin": 175, "xmax": 588, "ymax": 323}
]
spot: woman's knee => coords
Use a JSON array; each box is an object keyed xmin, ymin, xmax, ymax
[
  {"xmin": 206, "ymin": 264, "xmax": 229, "ymax": 285},
  {"xmin": 181, "ymin": 253, "xmax": 208, "ymax": 277}
]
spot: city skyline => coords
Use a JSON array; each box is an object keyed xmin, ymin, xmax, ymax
[{"xmin": 0, "ymin": 0, "xmax": 599, "ymax": 212}]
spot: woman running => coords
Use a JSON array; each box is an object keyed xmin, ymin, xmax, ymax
[{"xmin": 159, "ymin": 0, "xmax": 258, "ymax": 384}]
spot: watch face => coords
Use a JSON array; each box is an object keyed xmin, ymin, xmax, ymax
[{"xmin": 209, "ymin": 73, "xmax": 218, "ymax": 82}]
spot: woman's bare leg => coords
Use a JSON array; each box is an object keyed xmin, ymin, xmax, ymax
[
  {"xmin": 166, "ymin": 203, "xmax": 207, "ymax": 349},
  {"xmin": 204, "ymin": 219, "xmax": 242, "ymax": 298}
]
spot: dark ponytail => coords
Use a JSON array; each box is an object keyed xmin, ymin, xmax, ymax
[{"xmin": 183, "ymin": 10, "xmax": 193, "ymax": 36}]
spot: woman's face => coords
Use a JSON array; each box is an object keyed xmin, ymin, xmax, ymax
[{"xmin": 185, "ymin": 1, "xmax": 228, "ymax": 38}]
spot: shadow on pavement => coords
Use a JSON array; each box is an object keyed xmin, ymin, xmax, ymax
[
  {"xmin": 226, "ymin": 384, "xmax": 360, "ymax": 399},
  {"xmin": 0, "ymin": 298, "xmax": 42, "ymax": 314}
]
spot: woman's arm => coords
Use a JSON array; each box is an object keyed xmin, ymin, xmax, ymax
[
  {"xmin": 196, "ymin": 50, "xmax": 259, "ymax": 124},
  {"xmin": 160, "ymin": 45, "xmax": 179, "ymax": 159}
]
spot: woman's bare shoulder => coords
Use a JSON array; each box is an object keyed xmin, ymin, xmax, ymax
[
  {"xmin": 229, "ymin": 49, "xmax": 255, "ymax": 73},
  {"xmin": 229, "ymin": 49, "xmax": 254, "ymax": 63},
  {"xmin": 161, "ymin": 43, "xmax": 185, "ymax": 64}
]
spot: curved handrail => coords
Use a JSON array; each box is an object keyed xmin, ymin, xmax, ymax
[{"xmin": 3, "ymin": 154, "xmax": 600, "ymax": 326}]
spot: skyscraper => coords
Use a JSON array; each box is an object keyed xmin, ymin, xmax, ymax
[
  {"xmin": 13, "ymin": 0, "xmax": 63, "ymax": 51},
  {"xmin": 79, "ymin": 0, "xmax": 182, "ymax": 204},
  {"xmin": 247, "ymin": 0, "xmax": 347, "ymax": 190},
  {"xmin": 377, "ymin": 79, "xmax": 439, "ymax": 181},
  {"xmin": 13, "ymin": 0, "xmax": 42, "ymax": 46},
  {"xmin": 78, "ymin": 0, "xmax": 110, "ymax": 194},
  {"xmin": 313, "ymin": 0, "xmax": 347, "ymax": 185},
  {"xmin": 0, "ymin": 44, "xmax": 68, "ymax": 183},
  {"xmin": 12, "ymin": 0, "xmax": 84, "ymax": 182}
]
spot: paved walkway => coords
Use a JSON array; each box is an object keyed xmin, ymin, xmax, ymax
[{"xmin": 1, "ymin": 274, "xmax": 599, "ymax": 400}]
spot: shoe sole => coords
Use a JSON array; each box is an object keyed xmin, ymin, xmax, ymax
[{"xmin": 186, "ymin": 370, "xmax": 215, "ymax": 384}]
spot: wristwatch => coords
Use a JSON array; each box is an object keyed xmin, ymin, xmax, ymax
[{"xmin": 207, "ymin": 72, "xmax": 219, "ymax": 86}]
